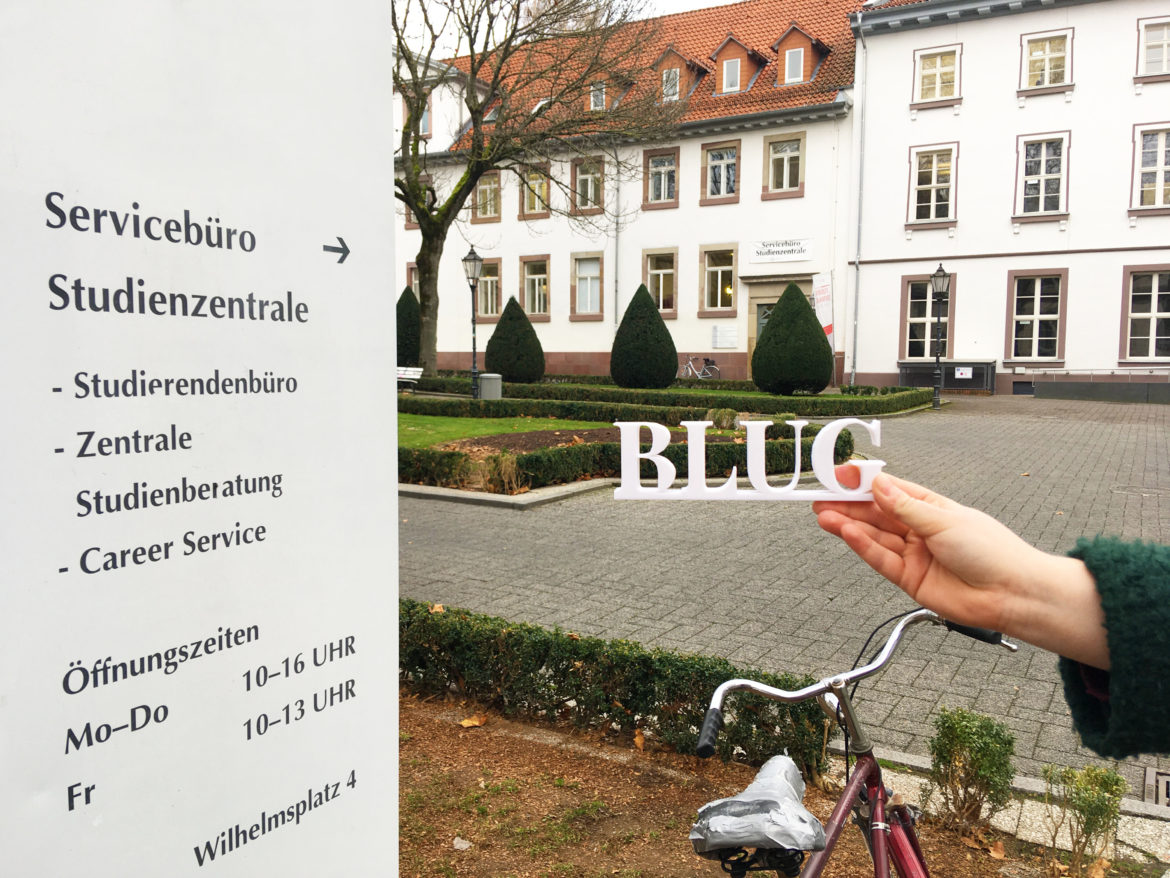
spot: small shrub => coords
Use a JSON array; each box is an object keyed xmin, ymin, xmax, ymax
[
  {"xmin": 751, "ymin": 283, "xmax": 834, "ymax": 395},
  {"xmin": 610, "ymin": 285, "xmax": 677, "ymax": 389},
  {"xmin": 704, "ymin": 408, "xmax": 739, "ymax": 430},
  {"xmin": 482, "ymin": 452, "xmax": 527, "ymax": 494},
  {"xmin": 485, "ymin": 297, "xmax": 545, "ymax": 383},
  {"xmin": 1042, "ymin": 764, "xmax": 1127, "ymax": 877},
  {"xmin": 396, "ymin": 287, "xmax": 421, "ymax": 367},
  {"xmin": 923, "ymin": 706, "xmax": 1015, "ymax": 831}
]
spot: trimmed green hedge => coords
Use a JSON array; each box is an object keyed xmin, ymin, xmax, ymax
[
  {"xmin": 416, "ymin": 377, "xmax": 931, "ymax": 416},
  {"xmin": 397, "ymin": 427, "xmax": 852, "ymax": 491},
  {"xmin": 399, "ymin": 597, "xmax": 828, "ymax": 778},
  {"xmin": 399, "ymin": 393, "xmax": 716, "ymax": 427}
]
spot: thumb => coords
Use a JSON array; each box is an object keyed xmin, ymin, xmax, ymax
[{"xmin": 872, "ymin": 474, "xmax": 951, "ymax": 538}]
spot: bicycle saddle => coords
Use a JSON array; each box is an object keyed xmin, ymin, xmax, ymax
[{"xmin": 690, "ymin": 755, "xmax": 826, "ymax": 855}]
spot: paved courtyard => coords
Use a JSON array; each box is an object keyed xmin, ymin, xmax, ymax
[{"xmin": 399, "ymin": 395, "xmax": 1170, "ymax": 793}]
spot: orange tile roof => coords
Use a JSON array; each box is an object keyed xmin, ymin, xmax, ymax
[
  {"xmin": 647, "ymin": 0, "xmax": 863, "ymax": 123},
  {"xmin": 447, "ymin": 0, "xmax": 864, "ymax": 135}
]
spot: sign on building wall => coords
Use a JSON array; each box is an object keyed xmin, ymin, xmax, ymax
[
  {"xmin": 748, "ymin": 238, "xmax": 812, "ymax": 263},
  {"xmin": 0, "ymin": 3, "xmax": 396, "ymax": 874},
  {"xmin": 813, "ymin": 272, "xmax": 834, "ymax": 347}
]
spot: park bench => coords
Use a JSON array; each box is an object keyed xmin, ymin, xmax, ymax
[{"xmin": 397, "ymin": 366, "xmax": 423, "ymax": 393}]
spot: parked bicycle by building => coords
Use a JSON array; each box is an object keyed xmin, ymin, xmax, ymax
[{"xmin": 679, "ymin": 355, "xmax": 720, "ymax": 379}]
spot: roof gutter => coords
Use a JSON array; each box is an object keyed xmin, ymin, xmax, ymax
[{"xmin": 852, "ymin": 0, "xmax": 1097, "ymax": 37}]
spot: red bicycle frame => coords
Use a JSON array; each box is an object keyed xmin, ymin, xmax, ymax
[{"xmin": 800, "ymin": 753, "xmax": 929, "ymax": 878}]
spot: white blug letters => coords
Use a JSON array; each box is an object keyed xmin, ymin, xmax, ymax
[{"xmin": 613, "ymin": 417, "xmax": 886, "ymax": 502}]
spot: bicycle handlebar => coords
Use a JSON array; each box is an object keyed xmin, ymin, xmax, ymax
[{"xmin": 695, "ymin": 609, "xmax": 1017, "ymax": 758}]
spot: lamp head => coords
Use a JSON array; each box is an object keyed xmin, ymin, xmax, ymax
[{"xmin": 462, "ymin": 246, "xmax": 484, "ymax": 284}]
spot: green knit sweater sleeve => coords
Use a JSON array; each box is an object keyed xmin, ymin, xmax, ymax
[{"xmin": 1059, "ymin": 535, "xmax": 1170, "ymax": 759}]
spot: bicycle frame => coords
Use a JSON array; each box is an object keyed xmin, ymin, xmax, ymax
[
  {"xmin": 696, "ymin": 609, "xmax": 1015, "ymax": 877},
  {"xmin": 800, "ymin": 753, "xmax": 928, "ymax": 878}
]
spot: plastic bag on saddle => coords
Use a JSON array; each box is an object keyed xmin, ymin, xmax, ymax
[{"xmin": 690, "ymin": 754, "xmax": 826, "ymax": 855}]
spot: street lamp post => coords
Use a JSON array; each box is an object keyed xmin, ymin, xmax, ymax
[
  {"xmin": 462, "ymin": 246, "xmax": 484, "ymax": 400},
  {"xmin": 930, "ymin": 263, "xmax": 951, "ymax": 411}
]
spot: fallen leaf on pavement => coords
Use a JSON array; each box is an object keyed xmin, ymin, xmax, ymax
[
  {"xmin": 459, "ymin": 714, "xmax": 488, "ymax": 728},
  {"xmin": 430, "ymin": 603, "xmax": 446, "ymax": 614},
  {"xmin": 989, "ymin": 841, "xmax": 1005, "ymax": 859}
]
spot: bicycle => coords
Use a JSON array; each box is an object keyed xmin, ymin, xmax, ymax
[
  {"xmin": 680, "ymin": 355, "xmax": 721, "ymax": 379},
  {"xmin": 690, "ymin": 608, "xmax": 1017, "ymax": 878}
]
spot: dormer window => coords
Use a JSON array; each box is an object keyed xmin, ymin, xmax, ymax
[
  {"xmin": 590, "ymin": 82, "xmax": 605, "ymax": 110},
  {"xmin": 723, "ymin": 58, "xmax": 740, "ymax": 93},
  {"xmin": 662, "ymin": 67, "xmax": 680, "ymax": 102},
  {"xmin": 785, "ymin": 48, "xmax": 804, "ymax": 84}
]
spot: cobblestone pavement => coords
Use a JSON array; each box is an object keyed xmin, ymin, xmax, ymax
[{"xmin": 399, "ymin": 395, "xmax": 1170, "ymax": 793}]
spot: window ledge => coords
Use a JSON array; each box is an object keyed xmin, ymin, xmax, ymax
[
  {"xmin": 525, "ymin": 313, "xmax": 551, "ymax": 323},
  {"xmin": 1135, "ymin": 73, "xmax": 1170, "ymax": 85},
  {"xmin": 909, "ymin": 97, "xmax": 962, "ymax": 111},
  {"xmin": 570, "ymin": 206, "xmax": 604, "ymax": 217},
  {"xmin": 1117, "ymin": 360, "xmax": 1170, "ymax": 367},
  {"xmin": 1002, "ymin": 359, "xmax": 1065, "ymax": 368},
  {"xmin": 569, "ymin": 313, "xmax": 604, "ymax": 322},
  {"xmin": 476, "ymin": 315, "xmax": 501, "ymax": 325},
  {"xmin": 761, "ymin": 183, "xmax": 805, "ymax": 201},
  {"xmin": 904, "ymin": 220, "xmax": 957, "ymax": 231},
  {"xmin": 470, "ymin": 214, "xmax": 501, "ymax": 225},
  {"xmin": 699, "ymin": 195, "xmax": 741, "ymax": 207},
  {"xmin": 658, "ymin": 309, "xmax": 679, "ymax": 321},
  {"xmin": 1128, "ymin": 207, "xmax": 1170, "ymax": 217},
  {"xmin": 697, "ymin": 307, "xmax": 737, "ymax": 319},
  {"xmin": 518, "ymin": 211, "xmax": 551, "ymax": 221},
  {"xmin": 641, "ymin": 200, "xmax": 679, "ymax": 211},
  {"xmin": 1016, "ymin": 84, "xmax": 1074, "ymax": 98},
  {"xmin": 1011, "ymin": 213, "xmax": 1069, "ymax": 224}
]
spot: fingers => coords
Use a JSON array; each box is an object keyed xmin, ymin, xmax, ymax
[{"xmin": 870, "ymin": 474, "xmax": 957, "ymax": 538}]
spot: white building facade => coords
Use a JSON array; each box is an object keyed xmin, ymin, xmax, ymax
[
  {"xmin": 849, "ymin": 0, "xmax": 1170, "ymax": 397},
  {"xmin": 396, "ymin": 0, "xmax": 860, "ymax": 381},
  {"xmin": 396, "ymin": 0, "xmax": 1170, "ymax": 396}
]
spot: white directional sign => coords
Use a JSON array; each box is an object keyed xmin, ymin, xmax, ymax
[{"xmin": 0, "ymin": 3, "xmax": 397, "ymax": 874}]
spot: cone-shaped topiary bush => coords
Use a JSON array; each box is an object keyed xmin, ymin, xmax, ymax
[
  {"xmin": 610, "ymin": 284, "xmax": 678, "ymax": 388},
  {"xmin": 751, "ymin": 282, "xmax": 834, "ymax": 395},
  {"xmin": 485, "ymin": 296, "xmax": 545, "ymax": 383},
  {"xmin": 396, "ymin": 287, "xmax": 421, "ymax": 367}
]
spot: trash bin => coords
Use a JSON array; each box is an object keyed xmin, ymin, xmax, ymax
[{"xmin": 479, "ymin": 373, "xmax": 502, "ymax": 400}]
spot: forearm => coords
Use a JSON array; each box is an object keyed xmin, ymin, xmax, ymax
[{"xmin": 1001, "ymin": 553, "xmax": 1109, "ymax": 670}]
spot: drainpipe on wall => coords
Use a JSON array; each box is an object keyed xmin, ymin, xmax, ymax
[
  {"xmin": 612, "ymin": 142, "xmax": 622, "ymax": 333},
  {"xmin": 850, "ymin": 6, "xmax": 875, "ymax": 387}
]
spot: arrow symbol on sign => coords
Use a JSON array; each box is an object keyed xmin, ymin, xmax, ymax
[{"xmin": 323, "ymin": 237, "xmax": 350, "ymax": 264}]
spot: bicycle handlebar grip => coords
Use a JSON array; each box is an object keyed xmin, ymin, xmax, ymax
[
  {"xmin": 696, "ymin": 707, "xmax": 724, "ymax": 758},
  {"xmin": 944, "ymin": 620, "xmax": 1004, "ymax": 644}
]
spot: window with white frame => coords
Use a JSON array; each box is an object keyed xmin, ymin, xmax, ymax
[
  {"xmin": 647, "ymin": 253, "xmax": 675, "ymax": 311},
  {"xmin": 1011, "ymin": 275, "xmax": 1062, "ymax": 359},
  {"xmin": 1141, "ymin": 19, "xmax": 1170, "ymax": 75},
  {"xmin": 524, "ymin": 259, "xmax": 549, "ymax": 314},
  {"xmin": 590, "ymin": 82, "xmax": 605, "ymax": 110},
  {"xmin": 785, "ymin": 48, "xmax": 804, "ymax": 84},
  {"xmin": 704, "ymin": 250, "xmax": 735, "ymax": 309},
  {"xmin": 575, "ymin": 158, "xmax": 602, "ymax": 211},
  {"xmin": 904, "ymin": 279, "xmax": 949, "ymax": 358},
  {"xmin": 706, "ymin": 145, "xmax": 737, "ymax": 198},
  {"xmin": 914, "ymin": 47, "xmax": 958, "ymax": 102},
  {"xmin": 648, "ymin": 153, "xmax": 676, "ymax": 203},
  {"xmin": 1022, "ymin": 32, "xmax": 1069, "ymax": 89},
  {"xmin": 1126, "ymin": 270, "xmax": 1170, "ymax": 358},
  {"xmin": 662, "ymin": 67, "xmax": 680, "ymax": 101},
  {"xmin": 769, "ymin": 138, "xmax": 801, "ymax": 191},
  {"xmin": 1017, "ymin": 134, "xmax": 1069, "ymax": 216},
  {"xmin": 574, "ymin": 257, "xmax": 601, "ymax": 314},
  {"xmin": 910, "ymin": 146, "xmax": 954, "ymax": 222},
  {"xmin": 478, "ymin": 263, "xmax": 500, "ymax": 317},
  {"xmin": 408, "ymin": 265, "xmax": 419, "ymax": 295},
  {"xmin": 474, "ymin": 173, "xmax": 500, "ymax": 221},
  {"xmin": 723, "ymin": 58, "xmax": 740, "ymax": 93},
  {"xmin": 1135, "ymin": 127, "xmax": 1170, "ymax": 208},
  {"xmin": 521, "ymin": 168, "xmax": 549, "ymax": 217}
]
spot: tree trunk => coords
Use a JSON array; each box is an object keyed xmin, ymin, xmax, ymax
[{"xmin": 414, "ymin": 237, "xmax": 445, "ymax": 376}]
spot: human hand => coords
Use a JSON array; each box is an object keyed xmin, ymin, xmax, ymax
[{"xmin": 812, "ymin": 467, "xmax": 1107, "ymax": 669}]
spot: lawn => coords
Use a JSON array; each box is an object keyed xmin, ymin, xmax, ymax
[{"xmin": 397, "ymin": 413, "xmax": 616, "ymax": 449}]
